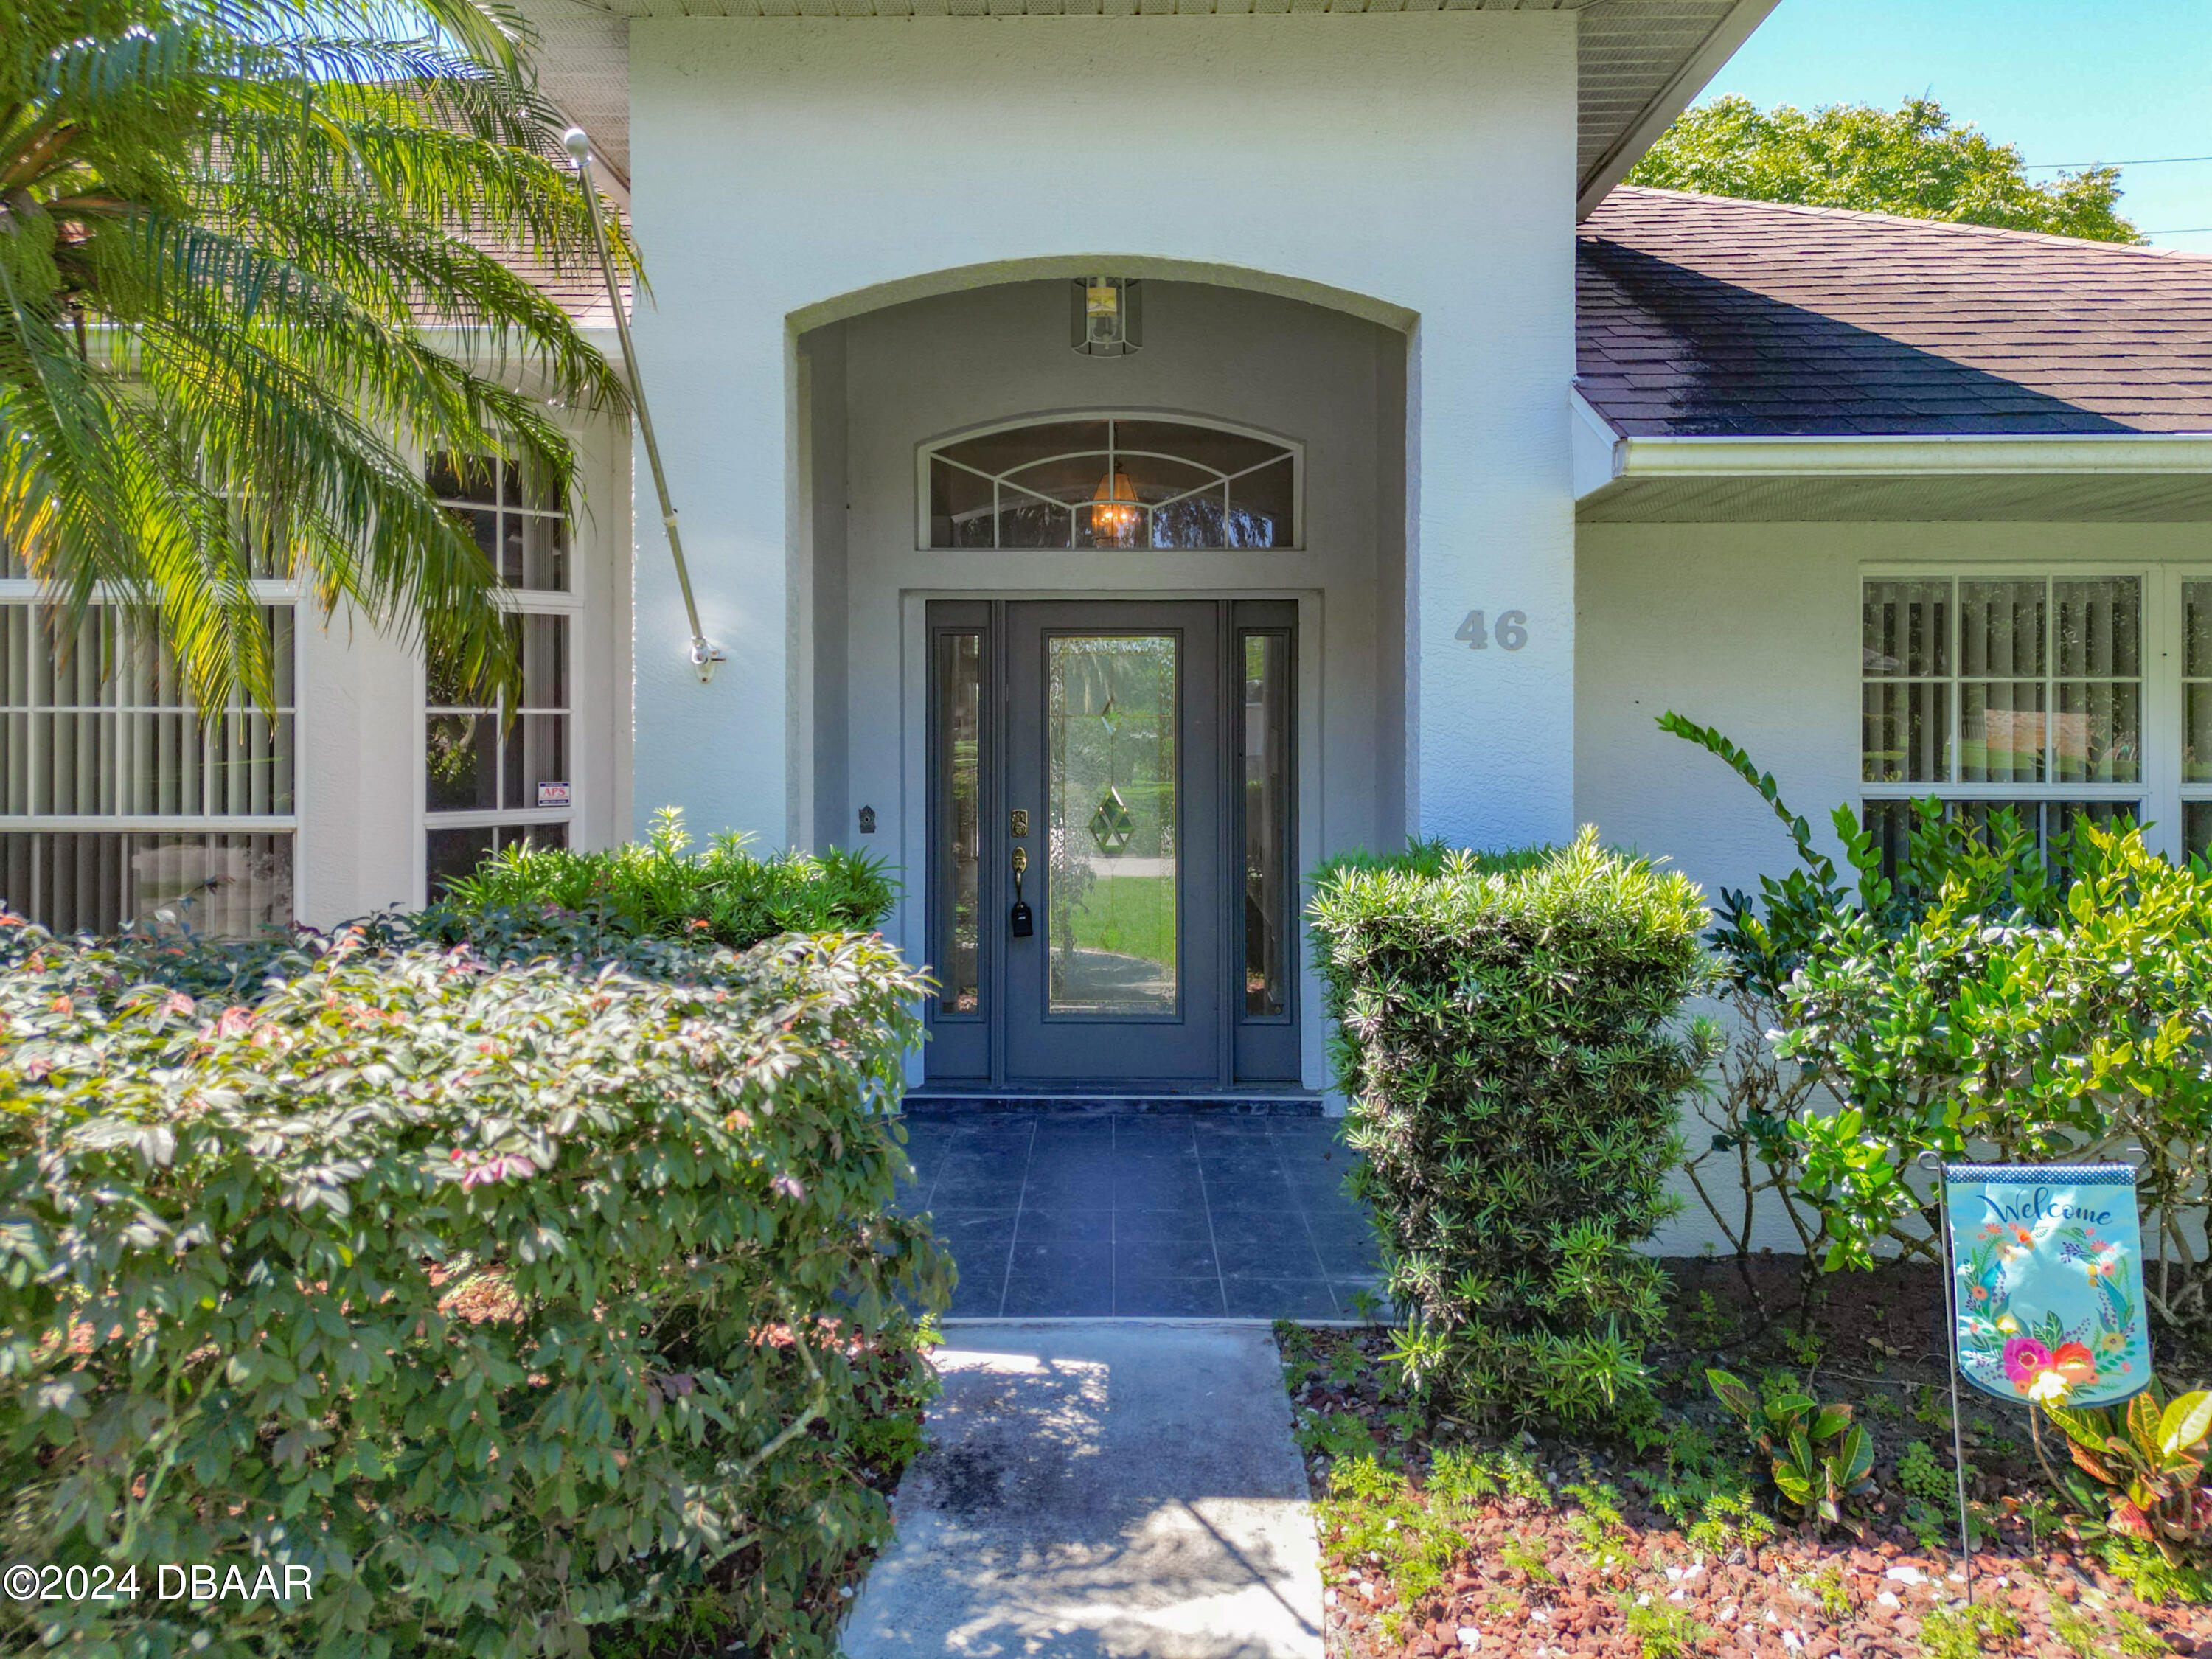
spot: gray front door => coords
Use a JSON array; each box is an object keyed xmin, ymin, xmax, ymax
[
  {"xmin": 922, "ymin": 599, "xmax": 1298, "ymax": 1089},
  {"xmin": 1006, "ymin": 601, "xmax": 1220, "ymax": 1082}
]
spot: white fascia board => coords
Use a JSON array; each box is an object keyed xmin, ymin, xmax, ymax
[
  {"xmin": 1594, "ymin": 431, "xmax": 2212, "ymax": 492},
  {"xmin": 1574, "ymin": 0, "xmax": 1786, "ymax": 220}
]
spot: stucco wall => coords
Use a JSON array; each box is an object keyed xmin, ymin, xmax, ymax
[
  {"xmin": 1578, "ymin": 517, "xmax": 2212, "ymax": 1253},
  {"xmin": 1576, "ymin": 518, "xmax": 2212, "ymax": 903},
  {"xmin": 625, "ymin": 11, "xmax": 1580, "ymax": 853}
]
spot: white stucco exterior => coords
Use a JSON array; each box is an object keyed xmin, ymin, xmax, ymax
[{"xmin": 624, "ymin": 12, "xmax": 1582, "ymax": 858}]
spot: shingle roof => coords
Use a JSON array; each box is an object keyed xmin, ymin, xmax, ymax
[{"xmin": 1576, "ymin": 187, "xmax": 2212, "ymax": 437}]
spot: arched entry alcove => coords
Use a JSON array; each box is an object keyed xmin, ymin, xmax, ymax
[{"xmin": 795, "ymin": 272, "xmax": 1408, "ymax": 1093}]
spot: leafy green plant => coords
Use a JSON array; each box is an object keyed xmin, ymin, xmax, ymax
[
  {"xmin": 2043, "ymin": 1385, "xmax": 2212, "ymax": 1569},
  {"xmin": 1666, "ymin": 715, "xmax": 2212, "ymax": 1339},
  {"xmin": 1708, "ymin": 1369, "xmax": 1874, "ymax": 1532},
  {"xmin": 1793, "ymin": 1562, "xmax": 1851, "ymax": 1621},
  {"xmin": 1295, "ymin": 1410, "xmax": 1383, "ymax": 1464},
  {"xmin": 1896, "ymin": 1440, "xmax": 1975, "ymax": 1551},
  {"xmin": 432, "ymin": 807, "xmax": 897, "ymax": 953},
  {"xmin": 0, "ymin": 912, "xmax": 951, "ymax": 1658},
  {"xmin": 1918, "ymin": 1601, "xmax": 2023, "ymax": 1659},
  {"xmin": 1318, "ymin": 1452, "xmax": 1500, "ymax": 1642},
  {"xmin": 1629, "ymin": 94, "xmax": 2143, "ymax": 243},
  {"xmin": 1309, "ymin": 831, "xmax": 1719, "ymax": 1429},
  {"xmin": 1617, "ymin": 1596, "xmax": 1715, "ymax": 1659},
  {"xmin": 1562, "ymin": 1481, "xmax": 1636, "ymax": 1577}
]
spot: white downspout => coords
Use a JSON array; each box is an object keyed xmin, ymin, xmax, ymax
[{"xmin": 565, "ymin": 128, "xmax": 724, "ymax": 684}]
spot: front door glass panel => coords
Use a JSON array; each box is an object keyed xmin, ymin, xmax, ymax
[
  {"xmin": 1046, "ymin": 633, "xmax": 1178, "ymax": 1015},
  {"xmin": 1240, "ymin": 630, "xmax": 1291, "ymax": 1017},
  {"xmin": 934, "ymin": 631, "xmax": 984, "ymax": 1015}
]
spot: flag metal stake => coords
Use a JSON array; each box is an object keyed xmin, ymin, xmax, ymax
[
  {"xmin": 564, "ymin": 128, "xmax": 724, "ymax": 684},
  {"xmin": 1921, "ymin": 1149, "xmax": 1975, "ymax": 1608}
]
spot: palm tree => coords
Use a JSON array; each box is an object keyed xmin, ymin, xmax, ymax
[{"xmin": 0, "ymin": 0, "xmax": 631, "ymax": 709}]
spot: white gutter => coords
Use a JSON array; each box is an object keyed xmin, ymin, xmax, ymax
[{"xmin": 1569, "ymin": 392, "xmax": 2212, "ymax": 499}]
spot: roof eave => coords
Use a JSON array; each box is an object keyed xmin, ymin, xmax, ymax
[
  {"xmin": 1589, "ymin": 431, "xmax": 2212, "ymax": 493},
  {"xmin": 1573, "ymin": 0, "xmax": 1784, "ymax": 220}
]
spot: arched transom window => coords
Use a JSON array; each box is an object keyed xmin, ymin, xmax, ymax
[{"xmin": 924, "ymin": 417, "xmax": 1298, "ymax": 550}]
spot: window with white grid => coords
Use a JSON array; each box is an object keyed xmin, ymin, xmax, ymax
[
  {"xmin": 1861, "ymin": 574, "xmax": 2143, "ymax": 867},
  {"xmin": 424, "ymin": 455, "xmax": 576, "ymax": 896},
  {"xmin": 0, "ymin": 599, "xmax": 296, "ymax": 936}
]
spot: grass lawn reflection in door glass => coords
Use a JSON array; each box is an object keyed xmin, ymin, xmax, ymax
[{"xmin": 1047, "ymin": 634, "xmax": 1178, "ymax": 1016}]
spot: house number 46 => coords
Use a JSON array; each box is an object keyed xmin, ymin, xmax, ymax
[{"xmin": 1456, "ymin": 609, "xmax": 1528, "ymax": 651}]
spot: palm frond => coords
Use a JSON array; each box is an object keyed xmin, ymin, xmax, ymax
[{"xmin": 0, "ymin": 0, "xmax": 632, "ymax": 714}]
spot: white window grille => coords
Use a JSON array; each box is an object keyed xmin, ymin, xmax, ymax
[
  {"xmin": 1861, "ymin": 574, "xmax": 2144, "ymax": 869},
  {"xmin": 424, "ymin": 455, "xmax": 577, "ymax": 896},
  {"xmin": 0, "ymin": 599, "xmax": 296, "ymax": 936},
  {"xmin": 922, "ymin": 416, "xmax": 1300, "ymax": 551}
]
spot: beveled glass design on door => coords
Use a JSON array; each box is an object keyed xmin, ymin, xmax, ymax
[{"xmin": 1045, "ymin": 634, "xmax": 1179, "ymax": 1016}]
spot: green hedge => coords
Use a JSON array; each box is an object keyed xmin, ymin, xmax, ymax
[
  {"xmin": 1308, "ymin": 831, "xmax": 1717, "ymax": 1428},
  {"xmin": 428, "ymin": 808, "xmax": 896, "ymax": 953},
  {"xmin": 0, "ymin": 913, "xmax": 951, "ymax": 1659}
]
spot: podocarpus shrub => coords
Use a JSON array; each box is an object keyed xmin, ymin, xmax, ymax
[
  {"xmin": 1308, "ymin": 830, "xmax": 1719, "ymax": 1427},
  {"xmin": 0, "ymin": 913, "xmax": 952, "ymax": 1659},
  {"xmin": 429, "ymin": 807, "xmax": 897, "ymax": 952}
]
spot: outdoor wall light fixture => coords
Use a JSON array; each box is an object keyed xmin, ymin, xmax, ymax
[{"xmin": 1071, "ymin": 276, "xmax": 1141, "ymax": 357}]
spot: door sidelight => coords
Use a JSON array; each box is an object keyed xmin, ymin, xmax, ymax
[{"xmin": 1009, "ymin": 845, "xmax": 1034, "ymax": 938}]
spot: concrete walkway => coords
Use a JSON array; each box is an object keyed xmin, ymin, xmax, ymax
[{"xmin": 844, "ymin": 1321, "xmax": 1324, "ymax": 1659}]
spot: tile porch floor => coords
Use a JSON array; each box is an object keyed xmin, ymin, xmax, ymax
[{"xmin": 893, "ymin": 1110, "xmax": 1383, "ymax": 1320}]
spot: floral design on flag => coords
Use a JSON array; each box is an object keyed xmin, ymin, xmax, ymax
[{"xmin": 1945, "ymin": 1165, "xmax": 2150, "ymax": 1410}]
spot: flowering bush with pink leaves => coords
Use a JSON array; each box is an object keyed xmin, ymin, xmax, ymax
[{"xmin": 0, "ymin": 913, "xmax": 949, "ymax": 1658}]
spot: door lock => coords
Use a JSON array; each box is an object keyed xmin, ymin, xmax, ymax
[
  {"xmin": 1010, "ymin": 809, "xmax": 1029, "ymax": 838},
  {"xmin": 1009, "ymin": 845, "xmax": 1034, "ymax": 938}
]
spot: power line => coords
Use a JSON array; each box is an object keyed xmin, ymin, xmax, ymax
[
  {"xmin": 2145, "ymin": 227, "xmax": 2212, "ymax": 235},
  {"xmin": 2024, "ymin": 155, "xmax": 2212, "ymax": 170}
]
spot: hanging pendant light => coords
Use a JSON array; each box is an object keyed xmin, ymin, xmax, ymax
[{"xmin": 1090, "ymin": 464, "xmax": 1142, "ymax": 547}]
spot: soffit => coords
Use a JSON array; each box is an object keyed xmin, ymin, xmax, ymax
[{"xmin": 518, "ymin": 0, "xmax": 1769, "ymax": 210}]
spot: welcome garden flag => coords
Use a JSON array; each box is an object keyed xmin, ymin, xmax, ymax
[{"xmin": 1943, "ymin": 1164, "xmax": 2152, "ymax": 1409}]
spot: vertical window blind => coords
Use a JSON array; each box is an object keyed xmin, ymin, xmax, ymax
[{"xmin": 0, "ymin": 601, "xmax": 296, "ymax": 936}]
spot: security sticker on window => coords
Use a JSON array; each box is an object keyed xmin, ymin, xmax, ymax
[{"xmin": 536, "ymin": 782, "xmax": 571, "ymax": 809}]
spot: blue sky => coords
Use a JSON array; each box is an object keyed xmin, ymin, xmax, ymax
[{"xmin": 1702, "ymin": 0, "xmax": 2212, "ymax": 248}]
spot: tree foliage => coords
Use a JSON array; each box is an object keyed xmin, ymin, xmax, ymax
[
  {"xmin": 1627, "ymin": 94, "xmax": 2143, "ymax": 244},
  {"xmin": 0, "ymin": 0, "xmax": 633, "ymax": 712}
]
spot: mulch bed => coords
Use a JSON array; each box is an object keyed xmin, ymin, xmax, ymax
[{"xmin": 1287, "ymin": 1257, "xmax": 2212, "ymax": 1659}]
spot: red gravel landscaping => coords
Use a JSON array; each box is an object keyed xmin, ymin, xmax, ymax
[{"xmin": 1281, "ymin": 1260, "xmax": 2212, "ymax": 1659}]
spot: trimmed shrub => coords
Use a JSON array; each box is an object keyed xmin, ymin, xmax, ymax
[
  {"xmin": 1665, "ymin": 715, "xmax": 2212, "ymax": 1338},
  {"xmin": 1308, "ymin": 830, "xmax": 1718, "ymax": 1427},
  {"xmin": 0, "ymin": 913, "xmax": 951, "ymax": 1659},
  {"xmin": 430, "ymin": 807, "xmax": 897, "ymax": 952}
]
